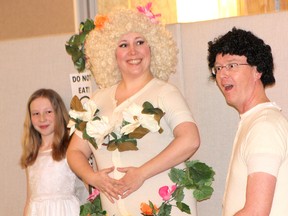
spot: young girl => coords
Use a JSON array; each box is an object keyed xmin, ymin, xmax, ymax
[{"xmin": 20, "ymin": 89, "xmax": 80, "ymax": 216}]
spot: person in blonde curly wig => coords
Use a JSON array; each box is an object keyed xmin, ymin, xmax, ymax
[
  {"xmin": 67, "ymin": 4, "xmax": 200, "ymax": 216},
  {"xmin": 85, "ymin": 8, "xmax": 178, "ymax": 88}
]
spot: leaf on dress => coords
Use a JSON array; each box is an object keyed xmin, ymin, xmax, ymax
[{"xmin": 70, "ymin": 95, "xmax": 85, "ymax": 111}]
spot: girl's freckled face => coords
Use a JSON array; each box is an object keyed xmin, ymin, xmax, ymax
[{"xmin": 30, "ymin": 97, "xmax": 55, "ymax": 138}]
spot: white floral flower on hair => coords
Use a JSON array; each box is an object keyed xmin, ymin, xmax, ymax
[{"xmin": 137, "ymin": 2, "xmax": 161, "ymax": 24}]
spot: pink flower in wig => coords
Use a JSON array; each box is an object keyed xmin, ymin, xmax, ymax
[
  {"xmin": 137, "ymin": 2, "xmax": 161, "ymax": 23},
  {"xmin": 87, "ymin": 188, "xmax": 100, "ymax": 202},
  {"xmin": 158, "ymin": 185, "xmax": 177, "ymax": 201}
]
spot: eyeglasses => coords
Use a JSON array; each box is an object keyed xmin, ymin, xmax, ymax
[{"xmin": 212, "ymin": 63, "xmax": 249, "ymax": 75}]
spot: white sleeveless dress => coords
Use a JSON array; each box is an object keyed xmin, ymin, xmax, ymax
[{"xmin": 26, "ymin": 149, "xmax": 80, "ymax": 216}]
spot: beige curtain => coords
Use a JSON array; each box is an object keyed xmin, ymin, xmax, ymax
[
  {"xmin": 97, "ymin": 0, "xmax": 177, "ymax": 24},
  {"xmin": 97, "ymin": 0, "xmax": 288, "ymax": 23},
  {"xmin": 238, "ymin": 0, "xmax": 276, "ymax": 15},
  {"xmin": 217, "ymin": 0, "xmax": 286, "ymax": 18}
]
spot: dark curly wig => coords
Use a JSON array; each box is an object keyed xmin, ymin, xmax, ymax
[{"xmin": 207, "ymin": 27, "xmax": 275, "ymax": 87}]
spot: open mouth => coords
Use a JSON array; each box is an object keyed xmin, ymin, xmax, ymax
[
  {"xmin": 127, "ymin": 59, "xmax": 141, "ymax": 65},
  {"xmin": 224, "ymin": 84, "xmax": 233, "ymax": 91},
  {"xmin": 39, "ymin": 125, "xmax": 49, "ymax": 129}
]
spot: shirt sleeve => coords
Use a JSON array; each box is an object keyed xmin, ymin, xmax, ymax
[
  {"xmin": 158, "ymin": 84, "xmax": 196, "ymax": 131},
  {"xmin": 245, "ymin": 119, "xmax": 286, "ymax": 177}
]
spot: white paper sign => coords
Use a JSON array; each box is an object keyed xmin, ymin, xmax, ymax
[{"xmin": 70, "ymin": 71, "xmax": 92, "ymax": 104}]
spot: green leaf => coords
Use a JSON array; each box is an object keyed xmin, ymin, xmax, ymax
[
  {"xmin": 71, "ymin": 50, "xmax": 83, "ymax": 62},
  {"xmin": 142, "ymin": 101, "xmax": 154, "ymax": 110},
  {"xmin": 71, "ymin": 34, "xmax": 83, "ymax": 46},
  {"xmin": 74, "ymin": 57, "xmax": 86, "ymax": 72},
  {"xmin": 173, "ymin": 186, "xmax": 184, "ymax": 202},
  {"xmin": 107, "ymin": 142, "xmax": 117, "ymax": 151},
  {"xmin": 168, "ymin": 167, "xmax": 186, "ymax": 184},
  {"xmin": 158, "ymin": 203, "xmax": 172, "ymax": 216},
  {"xmin": 117, "ymin": 141, "xmax": 138, "ymax": 152},
  {"xmin": 168, "ymin": 160, "xmax": 215, "ymax": 203},
  {"xmin": 186, "ymin": 160, "xmax": 215, "ymax": 185},
  {"xmin": 83, "ymin": 19, "xmax": 95, "ymax": 32},
  {"xmin": 193, "ymin": 185, "xmax": 214, "ymax": 201},
  {"xmin": 147, "ymin": 200, "xmax": 158, "ymax": 215},
  {"xmin": 65, "ymin": 44, "xmax": 78, "ymax": 55},
  {"xmin": 66, "ymin": 18, "xmax": 95, "ymax": 72},
  {"xmin": 83, "ymin": 130, "xmax": 98, "ymax": 150},
  {"xmin": 109, "ymin": 132, "xmax": 118, "ymax": 140},
  {"xmin": 142, "ymin": 101, "xmax": 165, "ymax": 117},
  {"xmin": 79, "ymin": 32, "xmax": 87, "ymax": 44},
  {"xmin": 129, "ymin": 126, "xmax": 149, "ymax": 139},
  {"xmin": 80, "ymin": 202, "xmax": 93, "ymax": 216},
  {"xmin": 77, "ymin": 121, "xmax": 87, "ymax": 132},
  {"xmin": 176, "ymin": 201, "xmax": 191, "ymax": 214},
  {"xmin": 80, "ymin": 195, "xmax": 106, "ymax": 216},
  {"xmin": 70, "ymin": 95, "xmax": 85, "ymax": 111},
  {"xmin": 66, "ymin": 35, "xmax": 79, "ymax": 46},
  {"xmin": 91, "ymin": 196, "xmax": 104, "ymax": 212}
]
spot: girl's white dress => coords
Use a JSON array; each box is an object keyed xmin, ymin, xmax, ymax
[{"xmin": 26, "ymin": 149, "xmax": 80, "ymax": 216}]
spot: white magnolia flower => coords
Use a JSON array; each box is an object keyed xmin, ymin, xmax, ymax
[
  {"xmin": 69, "ymin": 99, "xmax": 98, "ymax": 122},
  {"xmin": 109, "ymin": 123, "xmax": 122, "ymax": 139},
  {"xmin": 120, "ymin": 103, "xmax": 160, "ymax": 135},
  {"xmin": 120, "ymin": 122, "xmax": 139, "ymax": 135},
  {"xmin": 86, "ymin": 116, "xmax": 111, "ymax": 149},
  {"xmin": 67, "ymin": 119, "xmax": 76, "ymax": 136},
  {"xmin": 83, "ymin": 100, "xmax": 98, "ymax": 118},
  {"xmin": 139, "ymin": 114, "xmax": 160, "ymax": 132}
]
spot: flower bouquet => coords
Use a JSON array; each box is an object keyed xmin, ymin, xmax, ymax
[{"xmin": 140, "ymin": 160, "xmax": 215, "ymax": 215}]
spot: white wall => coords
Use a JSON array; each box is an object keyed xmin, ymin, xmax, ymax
[
  {"xmin": 168, "ymin": 11, "xmax": 288, "ymax": 216},
  {"xmin": 0, "ymin": 36, "xmax": 79, "ymax": 215},
  {"xmin": 1, "ymin": 11, "xmax": 287, "ymax": 215}
]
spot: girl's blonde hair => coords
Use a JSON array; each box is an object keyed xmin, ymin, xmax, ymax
[
  {"xmin": 85, "ymin": 8, "xmax": 178, "ymax": 89},
  {"xmin": 20, "ymin": 89, "xmax": 70, "ymax": 168}
]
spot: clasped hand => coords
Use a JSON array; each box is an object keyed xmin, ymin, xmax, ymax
[{"xmin": 93, "ymin": 166, "xmax": 145, "ymax": 203}]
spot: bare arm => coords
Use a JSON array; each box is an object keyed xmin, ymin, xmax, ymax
[
  {"xmin": 67, "ymin": 133, "xmax": 123, "ymax": 202},
  {"xmin": 118, "ymin": 121, "xmax": 200, "ymax": 197},
  {"xmin": 234, "ymin": 172, "xmax": 276, "ymax": 216},
  {"xmin": 23, "ymin": 169, "xmax": 30, "ymax": 216}
]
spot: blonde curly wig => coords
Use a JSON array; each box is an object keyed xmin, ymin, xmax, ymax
[{"xmin": 85, "ymin": 8, "xmax": 178, "ymax": 89}]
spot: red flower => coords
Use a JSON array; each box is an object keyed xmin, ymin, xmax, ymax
[
  {"xmin": 137, "ymin": 2, "xmax": 161, "ymax": 24},
  {"xmin": 158, "ymin": 185, "xmax": 177, "ymax": 201},
  {"xmin": 87, "ymin": 188, "xmax": 100, "ymax": 202}
]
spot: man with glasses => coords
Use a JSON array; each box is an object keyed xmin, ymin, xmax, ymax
[{"xmin": 207, "ymin": 27, "xmax": 288, "ymax": 216}]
